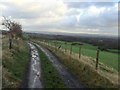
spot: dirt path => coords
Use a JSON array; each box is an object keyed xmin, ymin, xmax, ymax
[
  {"xmin": 27, "ymin": 43, "xmax": 43, "ymax": 88},
  {"xmin": 35, "ymin": 43, "xmax": 84, "ymax": 88}
]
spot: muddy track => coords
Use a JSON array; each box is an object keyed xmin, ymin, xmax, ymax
[
  {"xmin": 35, "ymin": 43, "xmax": 85, "ymax": 88},
  {"xmin": 27, "ymin": 43, "xmax": 43, "ymax": 88}
]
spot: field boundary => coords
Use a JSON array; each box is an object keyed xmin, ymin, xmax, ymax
[{"xmin": 32, "ymin": 40, "xmax": 119, "ymax": 88}]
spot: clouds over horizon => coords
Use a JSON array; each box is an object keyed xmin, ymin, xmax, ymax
[{"xmin": 0, "ymin": 0, "xmax": 118, "ymax": 36}]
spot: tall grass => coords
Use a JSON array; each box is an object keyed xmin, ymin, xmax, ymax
[{"xmin": 2, "ymin": 36, "xmax": 29, "ymax": 88}]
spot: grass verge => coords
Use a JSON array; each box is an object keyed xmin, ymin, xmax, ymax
[
  {"xmin": 2, "ymin": 37, "xmax": 29, "ymax": 88},
  {"xmin": 35, "ymin": 44, "xmax": 66, "ymax": 88}
]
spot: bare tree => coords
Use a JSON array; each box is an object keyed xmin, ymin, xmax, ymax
[
  {"xmin": 2, "ymin": 16, "xmax": 22, "ymax": 49},
  {"xmin": 10, "ymin": 22, "xmax": 22, "ymax": 39}
]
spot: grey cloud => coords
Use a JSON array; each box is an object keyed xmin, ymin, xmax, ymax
[
  {"xmin": 59, "ymin": 15, "xmax": 77, "ymax": 27},
  {"xmin": 78, "ymin": 7, "xmax": 117, "ymax": 28},
  {"xmin": 2, "ymin": 2, "xmax": 40, "ymax": 19},
  {"xmin": 23, "ymin": 15, "xmax": 77, "ymax": 31},
  {"xmin": 65, "ymin": 2, "xmax": 116, "ymax": 9},
  {"xmin": 65, "ymin": 2, "xmax": 92, "ymax": 9},
  {"xmin": 4, "ymin": 10, "xmax": 39, "ymax": 19},
  {"xmin": 66, "ymin": 9, "xmax": 80, "ymax": 16}
]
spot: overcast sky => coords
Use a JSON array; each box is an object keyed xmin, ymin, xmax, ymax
[{"xmin": 0, "ymin": 0, "xmax": 119, "ymax": 36}]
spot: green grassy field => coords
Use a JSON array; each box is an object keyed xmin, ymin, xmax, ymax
[
  {"xmin": 108, "ymin": 49, "xmax": 120, "ymax": 53},
  {"xmin": 46, "ymin": 40, "xmax": 119, "ymax": 70}
]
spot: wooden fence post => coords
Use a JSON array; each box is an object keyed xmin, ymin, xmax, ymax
[
  {"xmin": 65, "ymin": 42, "xmax": 67, "ymax": 52},
  {"xmin": 70, "ymin": 44, "xmax": 72, "ymax": 55},
  {"xmin": 79, "ymin": 46, "xmax": 81, "ymax": 59},
  {"xmin": 96, "ymin": 48, "xmax": 100, "ymax": 70},
  {"xmin": 54, "ymin": 41, "xmax": 57, "ymax": 51},
  {"xmin": 9, "ymin": 33, "xmax": 12, "ymax": 49}
]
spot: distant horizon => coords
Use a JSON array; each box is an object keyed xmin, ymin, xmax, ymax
[
  {"xmin": 1, "ymin": 29, "xmax": 118, "ymax": 37},
  {"xmin": 23, "ymin": 30, "xmax": 119, "ymax": 38}
]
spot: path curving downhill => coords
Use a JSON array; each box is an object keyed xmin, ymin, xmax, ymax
[
  {"xmin": 27, "ymin": 43, "xmax": 43, "ymax": 88},
  {"xmin": 35, "ymin": 43, "xmax": 84, "ymax": 88}
]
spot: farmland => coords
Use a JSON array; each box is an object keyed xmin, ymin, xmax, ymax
[{"xmin": 40, "ymin": 40, "xmax": 119, "ymax": 70}]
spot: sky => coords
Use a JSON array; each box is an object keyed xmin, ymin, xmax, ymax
[{"xmin": 0, "ymin": 0, "xmax": 119, "ymax": 36}]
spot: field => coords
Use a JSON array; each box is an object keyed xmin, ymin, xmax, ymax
[{"xmin": 45, "ymin": 40, "xmax": 119, "ymax": 70}]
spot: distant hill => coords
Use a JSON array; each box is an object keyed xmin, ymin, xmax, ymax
[{"xmin": 26, "ymin": 32, "xmax": 119, "ymax": 50}]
